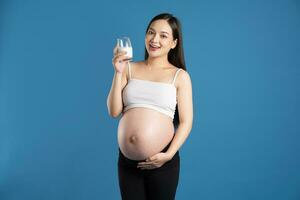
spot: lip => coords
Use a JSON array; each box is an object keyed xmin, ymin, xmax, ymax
[{"xmin": 149, "ymin": 43, "xmax": 161, "ymax": 51}]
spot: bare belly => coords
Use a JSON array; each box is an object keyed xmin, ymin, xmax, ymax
[{"xmin": 118, "ymin": 108, "xmax": 175, "ymax": 160}]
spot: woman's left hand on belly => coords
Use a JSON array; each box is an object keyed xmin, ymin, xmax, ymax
[{"xmin": 137, "ymin": 152, "xmax": 171, "ymax": 170}]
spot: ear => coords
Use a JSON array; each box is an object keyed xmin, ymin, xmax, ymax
[{"xmin": 171, "ymin": 39, "xmax": 177, "ymax": 49}]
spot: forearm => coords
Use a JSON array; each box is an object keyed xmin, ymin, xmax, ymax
[
  {"xmin": 166, "ymin": 121, "xmax": 193, "ymax": 158},
  {"xmin": 107, "ymin": 72, "xmax": 123, "ymax": 117}
]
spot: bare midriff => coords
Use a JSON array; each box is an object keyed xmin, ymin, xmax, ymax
[{"xmin": 118, "ymin": 107, "xmax": 175, "ymax": 160}]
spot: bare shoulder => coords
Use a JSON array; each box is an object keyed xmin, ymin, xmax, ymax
[
  {"xmin": 122, "ymin": 61, "xmax": 140, "ymax": 79},
  {"xmin": 175, "ymin": 68, "xmax": 192, "ymax": 89}
]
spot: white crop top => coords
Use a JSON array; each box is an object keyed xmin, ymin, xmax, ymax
[{"xmin": 122, "ymin": 62, "xmax": 182, "ymax": 119}]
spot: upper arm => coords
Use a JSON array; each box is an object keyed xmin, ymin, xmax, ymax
[
  {"xmin": 121, "ymin": 62, "xmax": 130, "ymax": 90},
  {"xmin": 176, "ymin": 70, "xmax": 193, "ymax": 125}
]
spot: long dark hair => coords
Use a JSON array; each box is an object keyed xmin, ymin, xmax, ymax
[{"xmin": 144, "ymin": 13, "xmax": 186, "ymax": 130}]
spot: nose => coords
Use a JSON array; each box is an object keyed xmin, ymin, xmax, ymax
[{"xmin": 151, "ymin": 33, "xmax": 160, "ymax": 43}]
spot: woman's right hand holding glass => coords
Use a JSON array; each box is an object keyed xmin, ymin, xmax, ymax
[{"xmin": 112, "ymin": 45, "xmax": 130, "ymax": 74}]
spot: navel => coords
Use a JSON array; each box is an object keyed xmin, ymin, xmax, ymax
[{"xmin": 129, "ymin": 135, "xmax": 137, "ymax": 143}]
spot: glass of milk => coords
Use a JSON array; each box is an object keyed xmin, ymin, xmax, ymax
[{"xmin": 117, "ymin": 37, "xmax": 133, "ymax": 61}]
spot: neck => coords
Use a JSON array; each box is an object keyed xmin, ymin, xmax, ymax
[{"xmin": 145, "ymin": 55, "xmax": 169, "ymax": 69}]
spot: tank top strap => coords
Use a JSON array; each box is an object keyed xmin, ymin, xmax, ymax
[
  {"xmin": 127, "ymin": 62, "xmax": 132, "ymax": 79},
  {"xmin": 172, "ymin": 68, "xmax": 182, "ymax": 85}
]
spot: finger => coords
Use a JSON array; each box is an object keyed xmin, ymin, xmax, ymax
[
  {"xmin": 137, "ymin": 163, "xmax": 150, "ymax": 167},
  {"xmin": 113, "ymin": 46, "xmax": 118, "ymax": 54},
  {"xmin": 137, "ymin": 164, "xmax": 156, "ymax": 169},
  {"xmin": 139, "ymin": 165, "xmax": 152, "ymax": 169},
  {"xmin": 114, "ymin": 53, "xmax": 128, "ymax": 62},
  {"xmin": 113, "ymin": 48, "xmax": 127, "ymax": 57},
  {"xmin": 112, "ymin": 55, "xmax": 128, "ymax": 64},
  {"xmin": 138, "ymin": 162, "xmax": 152, "ymax": 166},
  {"xmin": 140, "ymin": 166, "xmax": 156, "ymax": 170},
  {"xmin": 138, "ymin": 161, "xmax": 154, "ymax": 165},
  {"xmin": 117, "ymin": 55, "xmax": 130, "ymax": 62},
  {"xmin": 112, "ymin": 57, "xmax": 120, "ymax": 64},
  {"xmin": 147, "ymin": 157, "xmax": 158, "ymax": 162}
]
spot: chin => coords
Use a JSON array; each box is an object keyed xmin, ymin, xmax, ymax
[
  {"xmin": 148, "ymin": 53, "xmax": 161, "ymax": 58},
  {"xmin": 147, "ymin": 50, "xmax": 162, "ymax": 58}
]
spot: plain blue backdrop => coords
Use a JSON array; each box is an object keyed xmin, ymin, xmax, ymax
[{"xmin": 1, "ymin": 0, "xmax": 300, "ymax": 199}]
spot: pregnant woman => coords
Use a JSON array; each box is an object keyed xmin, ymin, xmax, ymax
[{"xmin": 107, "ymin": 13, "xmax": 193, "ymax": 200}]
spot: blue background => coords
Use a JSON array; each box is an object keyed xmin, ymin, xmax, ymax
[{"xmin": 1, "ymin": 0, "xmax": 300, "ymax": 199}]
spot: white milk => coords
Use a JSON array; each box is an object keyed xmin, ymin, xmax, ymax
[{"xmin": 118, "ymin": 46, "xmax": 133, "ymax": 58}]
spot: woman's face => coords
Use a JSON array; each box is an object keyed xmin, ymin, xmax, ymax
[{"xmin": 145, "ymin": 19, "xmax": 177, "ymax": 58}]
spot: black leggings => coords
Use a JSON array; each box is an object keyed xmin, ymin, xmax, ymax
[{"xmin": 118, "ymin": 139, "xmax": 180, "ymax": 200}]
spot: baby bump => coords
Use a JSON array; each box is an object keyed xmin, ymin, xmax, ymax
[{"xmin": 118, "ymin": 108, "xmax": 175, "ymax": 160}]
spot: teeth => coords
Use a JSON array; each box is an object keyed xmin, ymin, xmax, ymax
[{"xmin": 150, "ymin": 44, "xmax": 160, "ymax": 48}]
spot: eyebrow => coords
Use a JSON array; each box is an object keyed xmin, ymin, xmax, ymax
[{"xmin": 149, "ymin": 27, "xmax": 169, "ymax": 35}]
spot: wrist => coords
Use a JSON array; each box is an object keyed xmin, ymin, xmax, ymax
[
  {"xmin": 165, "ymin": 151, "xmax": 175, "ymax": 160},
  {"xmin": 114, "ymin": 71, "xmax": 123, "ymax": 76}
]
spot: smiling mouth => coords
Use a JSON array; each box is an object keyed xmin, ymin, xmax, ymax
[{"xmin": 149, "ymin": 43, "xmax": 161, "ymax": 51}]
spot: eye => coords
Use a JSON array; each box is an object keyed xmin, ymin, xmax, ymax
[
  {"xmin": 148, "ymin": 30, "xmax": 154, "ymax": 34},
  {"xmin": 161, "ymin": 35, "xmax": 167, "ymax": 38}
]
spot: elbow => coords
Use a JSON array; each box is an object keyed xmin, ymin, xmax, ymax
[
  {"xmin": 179, "ymin": 119, "xmax": 193, "ymax": 130},
  {"xmin": 109, "ymin": 111, "xmax": 121, "ymax": 118},
  {"xmin": 107, "ymin": 107, "xmax": 122, "ymax": 118},
  {"xmin": 106, "ymin": 98, "xmax": 123, "ymax": 118}
]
